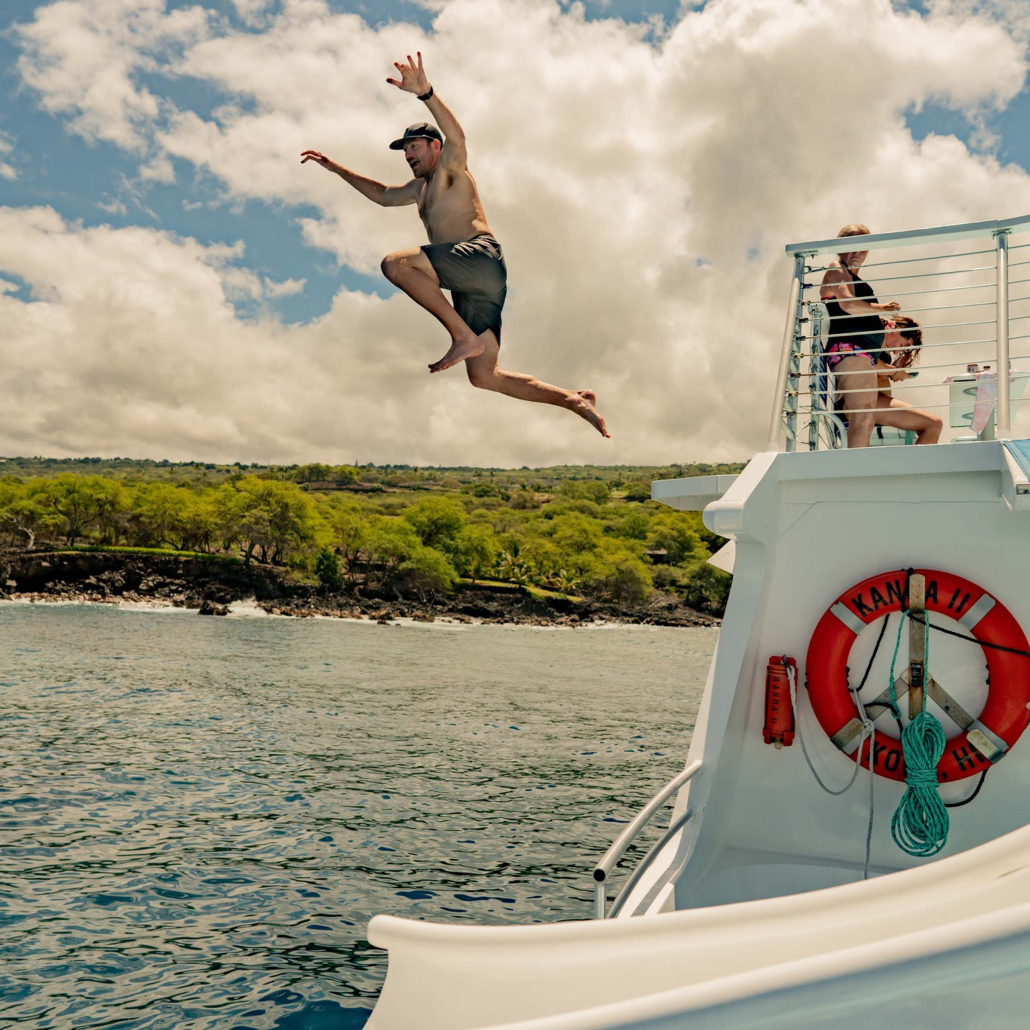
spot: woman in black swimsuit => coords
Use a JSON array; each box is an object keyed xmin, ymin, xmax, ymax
[
  {"xmin": 820, "ymin": 225, "xmax": 942, "ymax": 446},
  {"xmin": 820, "ymin": 224, "xmax": 901, "ymax": 447}
]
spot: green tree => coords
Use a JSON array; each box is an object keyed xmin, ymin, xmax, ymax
[
  {"xmin": 550, "ymin": 512, "xmax": 603, "ymax": 556},
  {"xmin": 34, "ymin": 474, "xmax": 125, "ymax": 547},
  {"xmin": 557, "ymin": 480, "xmax": 586, "ymax": 500},
  {"xmin": 550, "ymin": 567, "xmax": 579, "ymax": 598},
  {"xmin": 509, "ymin": 485, "xmax": 539, "ymax": 511},
  {"xmin": 293, "ymin": 463, "xmax": 332, "ymax": 483},
  {"xmin": 363, "ymin": 516, "xmax": 421, "ymax": 584},
  {"xmin": 130, "ymin": 482, "xmax": 192, "ymax": 548},
  {"xmin": 324, "ymin": 501, "xmax": 368, "ymax": 578},
  {"xmin": 403, "ymin": 496, "xmax": 466, "ymax": 553},
  {"xmin": 588, "ymin": 554, "xmax": 653, "ymax": 603},
  {"xmin": 330, "ymin": 465, "xmax": 360, "ymax": 485},
  {"xmin": 623, "ymin": 481, "xmax": 652, "ymax": 502},
  {"xmin": 0, "ymin": 480, "xmax": 60, "ymax": 549},
  {"xmin": 608, "ymin": 509, "xmax": 650, "ymax": 541},
  {"xmin": 521, "ymin": 537, "xmax": 562, "ymax": 582},
  {"xmin": 646, "ymin": 514, "xmax": 701, "ymax": 564},
  {"xmin": 392, "ymin": 544, "xmax": 457, "ymax": 599},
  {"xmin": 177, "ymin": 492, "xmax": 221, "ymax": 552},
  {"xmin": 315, "ymin": 548, "xmax": 343, "ymax": 593},
  {"xmin": 681, "ymin": 562, "xmax": 731, "ymax": 614},
  {"xmin": 451, "ymin": 524, "xmax": 497, "ymax": 582},
  {"xmin": 229, "ymin": 477, "xmax": 321, "ymax": 564},
  {"xmin": 498, "ymin": 541, "xmax": 534, "ymax": 586}
]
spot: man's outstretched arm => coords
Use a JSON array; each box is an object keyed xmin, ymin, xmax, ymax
[
  {"xmin": 300, "ymin": 150, "xmax": 418, "ymax": 206},
  {"xmin": 386, "ymin": 52, "xmax": 467, "ymax": 170}
]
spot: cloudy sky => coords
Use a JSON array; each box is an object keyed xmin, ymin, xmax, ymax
[{"xmin": 1, "ymin": 0, "xmax": 1030, "ymax": 467}]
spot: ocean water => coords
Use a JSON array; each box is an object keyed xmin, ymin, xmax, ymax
[{"xmin": 0, "ymin": 602, "xmax": 716, "ymax": 1029}]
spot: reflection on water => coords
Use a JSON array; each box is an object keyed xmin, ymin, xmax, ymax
[{"xmin": 0, "ymin": 603, "xmax": 715, "ymax": 1029}]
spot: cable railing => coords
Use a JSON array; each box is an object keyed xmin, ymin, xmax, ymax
[{"xmin": 770, "ymin": 214, "xmax": 1030, "ymax": 451}]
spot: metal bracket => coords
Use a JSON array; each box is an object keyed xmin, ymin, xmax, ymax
[
  {"xmin": 833, "ymin": 669, "xmax": 1008, "ymax": 766},
  {"xmin": 830, "ymin": 717, "xmax": 867, "ymax": 754}
]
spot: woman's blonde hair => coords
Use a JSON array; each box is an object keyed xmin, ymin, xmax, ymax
[{"xmin": 837, "ymin": 223, "xmax": 871, "ymax": 266}]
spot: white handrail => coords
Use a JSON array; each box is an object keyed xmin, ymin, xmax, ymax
[
  {"xmin": 786, "ymin": 215, "xmax": 1030, "ymax": 257},
  {"xmin": 607, "ymin": 808, "xmax": 695, "ymax": 919},
  {"xmin": 593, "ymin": 759, "xmax": 703, "ymax": 919}
]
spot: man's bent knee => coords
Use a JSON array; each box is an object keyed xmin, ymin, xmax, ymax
[
  {"xmin": 380, "ymin": 253, "xmax": 405, "ymax": 282},
  {"xmin": 467, "ymin": 365, "xmax": 498, "ymax": 391}
]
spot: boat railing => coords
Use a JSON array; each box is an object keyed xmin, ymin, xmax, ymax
[
  {"xmin": 770, "ymin": 214, "xmax": 1030, "ymax": 451},
  {"xmin": 592, "ymin": 759, "xmax": 702, "ymax": 919}
]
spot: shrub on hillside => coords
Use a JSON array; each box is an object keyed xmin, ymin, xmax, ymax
[
  {"xmin": 623, "ymin": 481, "xmax": 652, "ymax": 502},
  {"xmin": 315, "ymin": 548, "xmax": 343, "ymax": 593},
  {"xmin": 681, "ymin": 561, "xmax": 731, "ymax": 614},
  {"xmin": 587, "ymin": 555, "xmax": 653, "ymax": 604}
]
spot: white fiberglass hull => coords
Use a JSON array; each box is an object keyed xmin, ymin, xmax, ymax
[{"xmin": 366, "ymin": 820, "xmax": 1030, "ymax": 1029}]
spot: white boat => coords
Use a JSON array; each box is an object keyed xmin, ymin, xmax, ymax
[{"xmin": 364, "ymin": 215, "xmax": 1030, "ymax": 1029}]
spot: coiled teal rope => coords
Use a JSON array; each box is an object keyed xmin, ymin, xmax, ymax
[{"xmin": 888, "ymin": 611, "xmax": 949, "ymax": 857}]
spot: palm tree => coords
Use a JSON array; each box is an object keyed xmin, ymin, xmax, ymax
[
  {"xmin": 498, "ymin": 543, "xmax": 533, "ymax": 587},
  {"xmin": 550, "ymin": 568, "xmax": 578, "ymax": 598}
]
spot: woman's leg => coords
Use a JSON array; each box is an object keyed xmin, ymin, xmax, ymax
[
  {"xmin": 835, "ymin": 355, "xmax": 878, "ymax": 447},
  {"xmin": 874, "ymin": 395, "xmax": 943, "ymax": 444}
]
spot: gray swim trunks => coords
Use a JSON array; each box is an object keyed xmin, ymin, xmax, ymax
[{"xmin": 421, "ymin": 233, "xmax": 507, "ymax": 345}]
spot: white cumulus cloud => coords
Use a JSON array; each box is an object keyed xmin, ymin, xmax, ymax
[{"xmin": 4, "ymin": 0, "xmax": 1030, "ymax": 465}]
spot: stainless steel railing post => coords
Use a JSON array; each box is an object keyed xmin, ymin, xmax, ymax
[
  {"xmin": 767, "ymin": 253, "xmax": 806, "ymax": 451},
  {"xmin": 996, "ymin": 230, "xmax": 1011, "ymax": 437},
  {"xmin": 785, "ymin": 326, "xmax": 801, "ymax": 454}
]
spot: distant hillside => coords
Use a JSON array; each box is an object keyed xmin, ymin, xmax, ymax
[{"xmin": 0, "ymin": 455, "xmax": 746, "ymax": 490}]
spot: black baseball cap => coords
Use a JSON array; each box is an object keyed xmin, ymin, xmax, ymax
[{"xmin": 389, "ymin": 122, "xmax": 443, "ymax": 150}]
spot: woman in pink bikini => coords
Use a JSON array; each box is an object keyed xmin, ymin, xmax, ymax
[{"xmin": 821, "ymin": 224, "xmax": 942, "ymax": 446}]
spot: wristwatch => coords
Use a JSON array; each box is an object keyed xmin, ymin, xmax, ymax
[{"xmin": 417, "ymin": 85, "xmax": 434, "ymax": 102}]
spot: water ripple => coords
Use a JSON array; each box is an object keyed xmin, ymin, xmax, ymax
[{"xmin": 0, "ymin": 603, "xmax": 713, "ymax": 1028}]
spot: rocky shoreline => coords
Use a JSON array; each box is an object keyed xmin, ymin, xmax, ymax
[{"xmin": 0, "ymin": 550, "xmax": 720, "ymax": 629}]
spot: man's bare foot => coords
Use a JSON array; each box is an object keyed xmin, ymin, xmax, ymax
[
  {"xmin": 429, "ymin": 334, "xmax": 484, "ymax": 373},
  {"xmin": 570, "ymin": 390, "xmax": 610, "ymax": 438}
]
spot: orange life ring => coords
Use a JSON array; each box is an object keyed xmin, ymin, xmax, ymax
[{"xmin": 806, "ymin": 569, "xmax": 1030, "ymax": 783}]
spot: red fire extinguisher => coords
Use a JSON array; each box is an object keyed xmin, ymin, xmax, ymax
[{"xmin": 763, "ymin": 656, "xmax": 796, "ymax": 748}]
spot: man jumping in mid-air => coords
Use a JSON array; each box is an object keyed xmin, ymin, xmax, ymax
[{"xmin": 301, "ymin": 52, "xmax": 609, "ymax": 437}]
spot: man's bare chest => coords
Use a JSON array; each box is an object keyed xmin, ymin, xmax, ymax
[
  {"xmin": 417, "ymin": 178, "xmax": 448, "ymax": 224},
  {"xmin": 417, "ymin": 173, "xmax": 476, "ymax": 234}
]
